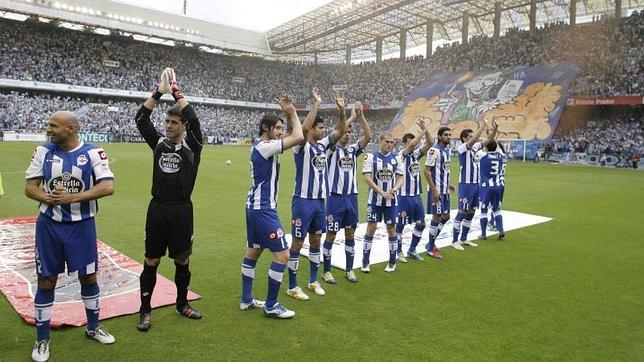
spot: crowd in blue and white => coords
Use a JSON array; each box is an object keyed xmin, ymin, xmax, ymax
[{"xmin": 0, "ymin": 11, "xmax": 642, "ymax": 104}]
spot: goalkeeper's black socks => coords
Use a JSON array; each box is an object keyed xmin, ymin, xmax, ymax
[
  {"xmin": 139, "ymin": 261, "xmax": 158, "ymax": 313},
  {"xmin": 174, "ymin": 261, "xmax": 191, "ymax": 307}
]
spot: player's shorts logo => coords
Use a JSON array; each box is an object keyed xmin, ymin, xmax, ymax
[
  {"xmin": 326, "ymin": 214, "xmax": 334, "ymax": 222},
  {"xmin": 376, "ymin": 169, "xmax": 394, "ymax": 181},
  {"xmin": 48, "ymin": 172, "xmax": 84, "ymax": 194},
  {"xmin": 268, "ymin": 231, "xmax": 277, "ymax": 240},
  {"xmin": 408, "ymin": 162, "xmax": 420, "ymax": 175},
  {"xmin": 366, "ymin": 205, "xmax": 372, "ymax": 213},
  {"xmin": 293, "ymin": 218, "xmax": 302, "ymax": 227},
  {"xmin": 76, "ymin": 154, "xmax": 88, "ymax": 166},
  {"xmin": 399, "ymin": 211, "xmax": 407, "ymax": 217},
  {"xmin": 311, "ymin": 154, "xmax": 327, "ymax": 171},
  {"xmin": 159, "ymin": 153, "xmax": 182, "ymax": 173},
  {"xmin": 276, "ymin": 228, "xmax": 284, "ymax": 238},
  {"xmin": 338, "ymin": 156, "xmax": 354, "ymax": 170}
]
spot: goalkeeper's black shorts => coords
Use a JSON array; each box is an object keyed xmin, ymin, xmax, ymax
[{"xmin": 144, "ymin": 199, "xmax": 193, "ymax": 259}]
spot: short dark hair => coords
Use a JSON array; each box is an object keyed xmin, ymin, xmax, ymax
[
  {"xmin": 487, "ymin": 140, "xmax": 498, "ymax": 151},
  {"xmin": 259, "ymin": 113, "xmax": 283, "ymax": 136},
  {"xmin": 438, "ymin": 127, "xmax": 451, "ymax": 137},
  {"xmin": 402, "ymin": 133, "xmax": 415, "ymax": 144},
  {"xmin": 313, "ymin": 115, "xmax": 324, "ymax": 128},
  {"xmin": 166, "ymin": 106, "xmax": 185, "ymax": 123},
  {"xmin": 460, "ymin": 129, "xmax": 473, "ymax": 142}
]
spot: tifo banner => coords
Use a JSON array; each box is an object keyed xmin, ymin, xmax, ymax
[
  {"xmin": 0, "ymin": 216, "xmax": 200, "ymax": 328},
  {"xmin": 390, "ymin": 64, "xmax": 580, "ymax": 141},
  {"xmin": 291, "ymin": 210, "xmax": 552, "ymax": 270}
]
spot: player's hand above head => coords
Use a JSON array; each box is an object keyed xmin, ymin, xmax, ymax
[
  {"xmin": 275, "ymin": 93, "xmax": 296, "ymax": 115},
  {"xmin": 311, "ymin": 87, "xmax": 322, "ymax": 104},
  {"xmin": 331, "ymin": 90, "xmax": 345, "ymax": 109}
]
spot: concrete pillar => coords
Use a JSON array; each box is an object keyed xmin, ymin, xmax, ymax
[
  {"xmin": 426, "ymin": 20, "xmax": 434, "ymax": 58},
  {"xmin": 529, "ymin": 0, "xmax": 537, "ymax": 31},
  {"xmin": 345, "ymin": 47, "xmax": 351, "ymax": 64},
  {"xmin": 399, "ymin": 29, "xmax": 407, "ymax": 59},
  {"xmin": 494, "ymin": 2, "xmax": 501, "ymax": 38},
  {"xmin": 314, "ymin": 52, "xmax": 318, "ymax": 65},
  {"xmin": 570, "ymin": 0, "xmax": 576, "ymax": 26},
  {"xmin": 615, "ymin": 0, "xmax": 622, "ymax": 19},
  {"xmin": 376, "ymin": 38, "xmax": 383, "ymax": 63},
  {"xmin": 462, "ymin": 11, "xmax": 469, "ymax": 45}
]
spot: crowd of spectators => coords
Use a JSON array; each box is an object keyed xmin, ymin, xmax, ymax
[
  {"xmin": 1, "ymin": 11, "xmax": 642, "ymax": 104},
  {"xmin": 0, "ymin": 92, "xmax": 394, "ymax": 142},
  {"xmin": 551, "ymin": 111, "xmax": 643, "ymax": 158}
]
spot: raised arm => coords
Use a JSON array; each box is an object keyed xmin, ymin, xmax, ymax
[
  {"xmin": 466, "ymin": 120, "xmax": 486, "ymax": 148},
  {"xmin": 402, "ymin": 119, "xmax": 427, "ymax": 156},
  {"xmin": 419, "ymin": 119, "xmax": 434, "ymax": 155},
  {"xmin": 277, "ymin": 94, "xmax": 305, "ymax": 150},
  {"xmin": 482, "ymin": 120, "xmax": 499, "ymax": 147},
  {"xmin": 356, "ymin": 102, "xmax": 373, "ymax": 150},
  {"xmin": 135, "ymin": 70, "xmax": 167, "ymax": 150},
  {"xmin": 164, "ymin": 68, "xmax": 203, "ymax": 155},
  {"xmin": 328, "ymin": 90, "xmax": 347, "ymax": 145},
  {"xmin": 302, "ymin": 87, "xmax": 321, "ymax": 138}
]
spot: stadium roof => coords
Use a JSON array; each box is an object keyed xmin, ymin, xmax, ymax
[{"xmin": 267, "ymin": 0, "xmax": 644, "ymax": 62}]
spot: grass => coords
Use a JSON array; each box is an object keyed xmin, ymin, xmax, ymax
[{"xmin": 1, "ymin": 141, "xmax": 643, "ymax": 361}]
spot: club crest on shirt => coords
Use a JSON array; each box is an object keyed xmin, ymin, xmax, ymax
[
  {"xmin": 376, "ymin": 169, "xmax": 394, "ymax": 181},
  {"xmin": 48, "ymin": 172, "xmax": 84, "ymax": 194},
  {"xmin": 408, "ymin": 162, "xmax": 420, "ymax": 175},
  {"xmin": 158, "ymin": 153, "xmax": 182, "ymax": 173},
  {"xmin": 76, "ymin": 154, "xmax": 88, "ymax": 166},
  {"xmin": 338, "ymin": 155, "xmax": 354, "ymax": 170},
  {"xmin": 311, "ymin": 154, "xmax": 327, "ymax": 170}
]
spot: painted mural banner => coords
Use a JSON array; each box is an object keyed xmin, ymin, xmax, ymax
[{"xmin": 390, "ymin": 64, "xmax": 580, "ymax": 141}]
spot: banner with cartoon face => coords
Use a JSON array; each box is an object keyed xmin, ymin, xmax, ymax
[{"xmin": 390, "ymin": 64, "xmax": 580, "ymax": 141}]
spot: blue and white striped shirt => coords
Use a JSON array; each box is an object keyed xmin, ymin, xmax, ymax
[
  {"xmin": 457, "ymin": 141, "xmax": 483, "ymax": 184},
  {"xmin": 247, "ymin": 138, "xmax": 283, "ymax": 210},
  {"xmin": 25, "ymin": 142, "xmax": 114, "ymax": 222},
  {"xmin": 398, "ymin": 148, "xmax": 423, "ymax": 197},
  {"xmin": 362, "ymin": 151, "xmax": 404, "ymax": 207},
  {"xmin": 293, "ymin": 136, "xmax": 333, "ymax": 199},
  {"xmin": 425, "ymin": 143, "xmax": 451, "ymax": 194},
  {"xmin": 327, "ymin": 142, "xmax": 363, "ymax": 195},
  {"xmin": 478, "ymin": 150, "xmax": 507, "ymax": 187}
]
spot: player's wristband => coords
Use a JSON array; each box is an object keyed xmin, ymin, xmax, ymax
[
  {"xmin": 172, "ymin": 91, "xmax": 184, "ymax": 101},
  {"xmin": 151, "ymin": 87, "xmax": 163, "ymax": 100}
]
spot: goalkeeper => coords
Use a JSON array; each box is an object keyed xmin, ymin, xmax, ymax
[{"xmin": 134, "ymin": 68, "xmax": 204, "ymax": 332}]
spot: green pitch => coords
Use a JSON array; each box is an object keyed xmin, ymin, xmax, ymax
[{"xmin": 1, "ymin": 142, "xmax": 643, "ymax": 361}]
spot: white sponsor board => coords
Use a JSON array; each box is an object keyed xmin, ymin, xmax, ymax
[
  {"xmin": 3, "ymin": 131, "xmax": 47, "ymax": 142},
  {"xmin": 287, "ymin": 210, "xmax": 552, "ymax": 270}
]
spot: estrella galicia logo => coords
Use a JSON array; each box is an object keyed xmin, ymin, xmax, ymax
[
  {"xmin": 376, "ymin": 169, "xmax": 394, "ymax": 181},
  {"xmin": 311, "ymin": 154, "xmax": 327, "ymax": 171},
  {"xmin": 408, "ymin": 162, "xmax": 420, "ymax": 175},
  {"xmin": 159, "ymin": 153, "xmax": 182, "ymax": 173},
  {"xmin": 48, "ymin": 172, "xmax": 84, "ymax": 194},
  {"xmin": 338, "ymin": 155, "xmax": 354, "ymax": 170}
]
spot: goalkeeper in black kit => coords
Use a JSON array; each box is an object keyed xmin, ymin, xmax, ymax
[{"xmin": 134, "ymin": 68, "xmax": 204, "ymax": 331}]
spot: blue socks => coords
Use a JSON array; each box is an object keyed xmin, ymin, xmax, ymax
[
  {"xmin": 309, "ymin": 247, "xmax": 320, "ymax": 283},
  {"xmin": 240, "ymin": 257, "xmax": 257, "ymax": 304},
  {"xmin": 388, "ymin": 235, "xmax": 397, "ymax": 265},
  {"xmin": 322, "ymin": 240, "xmax": 333, "ymax": 273},
  {"xmin": 287, "ymin": 249, "xmax": 299, "ymax": 290},
  {"xmin": 453, "ymin": 212, "xmax": 465, "ymax": 243},
  {"xmin": 362, "ymin": 234, "xmax": 373, "ymax": 266},
  {"xmin": 81, "ymin": 282, "xmax": 100, "ymax": 330},
  {"xmin": 345, "ymin": 239, "xmax": 355, "ymax": 272},
  {"xmin": 460, "ymin": 213, "xmax": 474, "ymax": 241},
  {"xmin": 480, "ymin": 208, "xmax": 489, "ymax": 238},
  {"xmin": 395, "ymin": 223, "xmax": 404, "ymax": 253},
  {"xmin": 266, "ymin": 262, "xmax": 286, "ymax": 309},
  {"xmin": 427, "ymin": 220, "xmax": 439, "ymax": 251},
  {"xmin": 34, "ymin": 288, "xmax": 54, "ymax": 341},
  {"xmin": 409, "ymin": 222, "xmax": 425, "ymax": 253},
  {"xmin": 493, "ymin": 210, "xmax": 505, "ymax": 234}
]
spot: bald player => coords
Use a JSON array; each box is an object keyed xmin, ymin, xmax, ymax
[{"xmin": 25, "ymin": 111, "xmax": 116, "ymax": 362}]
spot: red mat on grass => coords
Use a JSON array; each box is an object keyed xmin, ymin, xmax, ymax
[{"xmin": 0, "ymin": 216, "xmax": 200, "ymax": 328}]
